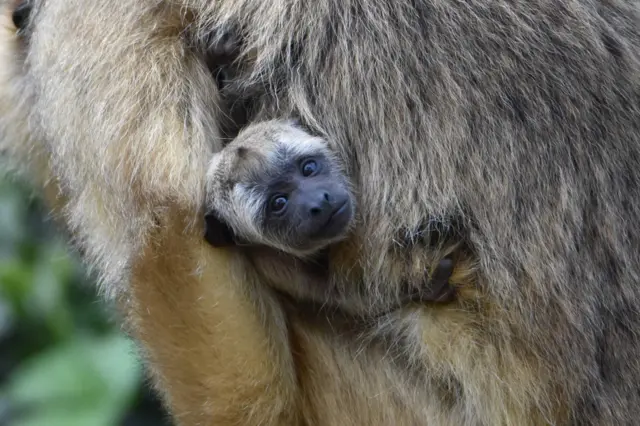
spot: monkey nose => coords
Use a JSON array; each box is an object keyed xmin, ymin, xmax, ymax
[{"xmin": 308, "ymin": 192, "xmax": 331, "ymax": 216}]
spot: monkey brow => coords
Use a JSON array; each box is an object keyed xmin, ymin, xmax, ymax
[{"xmin": 265, "ymin": 177, "xmax": 296, "ymax": 193}]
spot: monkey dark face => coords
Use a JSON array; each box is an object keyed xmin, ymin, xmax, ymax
[
  {"xmin": 204, "ymin": 122, "xmax": 355, "ymax": 257},
  {"xmin": 260, "ymin": 154, "xmax": 353, "ymax": 252}
]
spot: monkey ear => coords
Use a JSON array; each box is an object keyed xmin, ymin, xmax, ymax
[{"xmin": 204, "ymin": 211, "xmax": 236, "ymax": 247}]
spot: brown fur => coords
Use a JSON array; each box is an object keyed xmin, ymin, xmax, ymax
[{"xmin": 1, "ymin": 0, "xmax": 640, "ymax": 425}]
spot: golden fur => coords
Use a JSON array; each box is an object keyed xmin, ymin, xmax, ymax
[{"xmin": 1, "ymin": 0, "xmax": 639, "ymax": 425}]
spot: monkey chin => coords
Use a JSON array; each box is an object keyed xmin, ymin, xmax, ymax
[
  {"xmin": 303, "ymin": 199, "xmax": 353, "ymax": 252},
  {"xmin": 320, "ymin": 200, "xmax": 351, "ymax": 236}
]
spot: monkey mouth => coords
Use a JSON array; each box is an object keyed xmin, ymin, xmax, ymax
[
  {"xmin": 321, "ymin": 201, "xmax": 351, "ymax": 235},
  {"xmin": 330, "ymin": 201, "xmax": 348, "ymax": 220}
]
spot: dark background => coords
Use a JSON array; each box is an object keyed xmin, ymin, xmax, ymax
[{"xmin": 0, "ymin": 176, "xmax": 174, "ymax": 426}]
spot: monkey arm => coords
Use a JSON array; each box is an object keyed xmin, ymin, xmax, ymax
[{"xmin": 123, "ymin": 213, "xmax": 300, "ymax": 425}]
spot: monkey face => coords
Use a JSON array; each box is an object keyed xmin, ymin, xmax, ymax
[
  {"xmin": 259, "ymin": 153, "xmax": 354, "ymax": 254},
  {"xmin": 204, "ymin": 121, "xmax": 355, "ymax": 257}
]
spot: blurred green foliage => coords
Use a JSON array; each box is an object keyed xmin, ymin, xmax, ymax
[{"xmin": 0, "ymin": 177, "xmax": 172, "ymax": 426}]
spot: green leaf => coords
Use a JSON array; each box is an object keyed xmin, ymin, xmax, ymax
[
  {"xmin": 26, "ymin": 250, "xmax": 72, "ymax": 325},
  {"xmin": 87, "ymin": 333, "xmax": 142, "ymax": 400},
  {"xmin": 0, "ymin": 261, "xmax": 35, "ymax": 305},
  {"xmin": 7, "ymin": 339, "xmax": 104, "ymax": 406},
  {"xmin": 4, "ymin": 334, "xmax": 142, "ymax": 425},
  {"xmin": 11, "ymin": 403, "xmax": 119, "ymax": 426}
]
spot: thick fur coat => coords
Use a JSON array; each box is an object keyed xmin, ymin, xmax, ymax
[{"xmin": 1, "ymin": 0, "xmax": 639, "ymax": 424}]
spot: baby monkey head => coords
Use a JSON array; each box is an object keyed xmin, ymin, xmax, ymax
[{"xmin": 204, "ymin": 120, "xmax": 354, "ymax": 257}]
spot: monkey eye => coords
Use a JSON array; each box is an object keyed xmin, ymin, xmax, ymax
[
  {"xmin": 269, "ymin": 195, "xmax": 288, "ymax": 213},
  {"xmin": 301, "ymin": 159, "xmax": 318, "ymax": 177}
]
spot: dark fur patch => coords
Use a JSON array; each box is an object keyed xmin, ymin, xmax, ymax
[
  {"xmin": 12, "ymin": 0, "xmax": 31, "ymax": 31},
  {"xmin": 236, "ymin": 146, "xmax": 247, "ymax": 158},
  {"xmin": 601, "ymin": 31, "xmax": 623, "ymax": 59},
  {"xmin": 399, "ymin": 257, "xmax": 457, "ymax": 304},
  {"xmin": 204, "ymin": 211, "xmax": 236, "ymax": 247}
]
